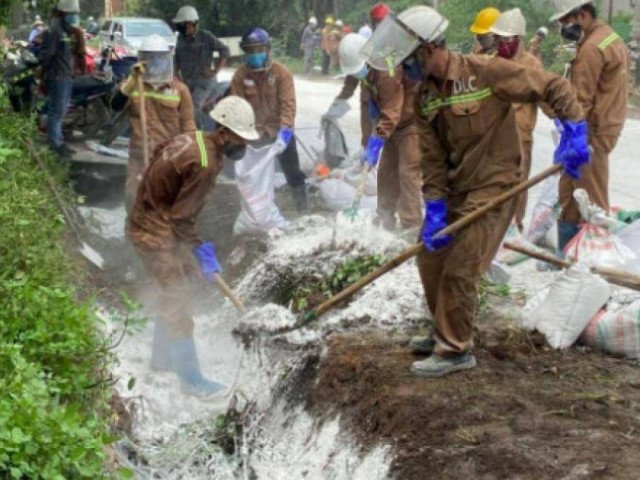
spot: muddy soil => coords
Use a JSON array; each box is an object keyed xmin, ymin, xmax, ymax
[{"xmin": 307, "ymin": 311, "xmax": 640, "ymax": 480}]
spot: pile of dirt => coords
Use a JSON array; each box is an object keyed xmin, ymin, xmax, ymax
[{"xmin": 306, "ymin": 322, "xmax": 640, "ymax": 479}]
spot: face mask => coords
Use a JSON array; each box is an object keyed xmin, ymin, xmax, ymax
[
  {"xmin": 477, "ymin": 35, "xmax": 495, "ymax": 51},
  {"xmin": 354, "ymin": 65, "xmax": 369, "ymax": 80},
  {"xmin": 496, "ymin": 39, "xmax": 519, "ymax": 59},
  {"xmin": 245, "ymin": 52, "xmax": 268, "ymax": 69},
  {"xmin": 146, "ymin": 57, "xmax": 171, "ymax": 78},
  {"xmin": 64, "ymin": 13, "xmax": 80, "ymax": 26},
  {"xmin": 402, "ymin": 56, "xmax": 422, "ymax": 82},
  {"xmin": 560, "ymin": 23, "xmax": 582, "ymax": 42},
  {"xmin": 223, "ymin": 143, "xmax": 247, "ymax": 161}
]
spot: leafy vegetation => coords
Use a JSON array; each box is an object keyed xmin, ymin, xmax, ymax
[
  {"xmin": 288, "ymin": 254, "xmax": 386, "ymax": 312},
  {"xmin": 0, "ymin": 90, "xmax": 115, "ymax": 478}
]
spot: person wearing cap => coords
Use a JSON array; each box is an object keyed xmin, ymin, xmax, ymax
[
  {"xmin": 37, "ymin": 0, "xmax": 82, "ymax": 157},
  {"xmin": 173, "ymin": 5, "xmax": 230, "ymax": 129},
  {"xmin": 370, "ymin": 2, "xmax": 391, "ymax": 30},
  {"xmin": 127, "ymin": 96, "xmax": 259, "ymax": 397},
  {"xmin": 86, "ymin": 15, "xmax": 98, "ymax": 35},
  {"xmin": 111, "ymin": 34, "xmax": 196, "ymax": 211},
  {"xmin": 321, "ymin": 16, "xmax": 335, "ymax": 75},
  {"xmin": 362, "ymin": 6, "xmax": 587, "ymax": 377},
  {"xmin": 29, "ymin": 18, "xmax": 45, "ymax": 44},
  {"xmin": 528, "ymin": 26, "xmax": 549, "ymax": 62},
  {"xmin": 549, "ymin": 0, "xmax": 629, "ymax": 253},
  {"xmin": 469, "ymin": 7, "xmax": 500, "ymax": 54},
  {"xmin": 334, "ymin": 33, "xmax": 422, "ymax": 230},
  {"xmin": 231, "ymin": 27, "xmax": 308, "ymax": 211},
  {"xmin": 301, "ymin": 16, "xmax": 319, "ymax": 76},
  {"xmin": 490, "ymin": 8, "xmax": 545, "ymax": 232}
]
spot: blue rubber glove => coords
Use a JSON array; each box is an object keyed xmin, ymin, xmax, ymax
[
  {"xmin": 276, "ymin": 126, "xmax": 293, "ymax": 147},
  {"xmin": 193, "ymin": 242, "xmax": 221, "ymax": 282},
  {"xmin": 421, "ymin": 199, "xmax": 453, "ymax": 252},
  {"xmin": 367, "ymin": 99, "xmax": 380, "ymax": 120},
  {"xmin": 364, "ymin": 135, "xmax": 384, "ymax": 167},
  {"xmin": 553, "ymin": 118, "xmax": 590, "ymax": 179}
]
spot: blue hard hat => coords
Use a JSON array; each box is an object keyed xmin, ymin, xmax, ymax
[{"xmin": 240, "ymin": 27, "xmax": 271, "ymax": 50}]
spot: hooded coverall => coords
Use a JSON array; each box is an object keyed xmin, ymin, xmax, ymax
[
  {"xmin": 416, "ymin": 53, "xmax": 583, "ymax": 356},
  {"xmin": 559, "ymin": 20, "xmax": 628, "ymax": 225},
  {"xmin": 321, "ymin": 25, "xmax": 333, "ymax": 75},
  {"xmin": 127, "ymin": 130, "xmax": 223, "ymax": 339},
  {"xmin": 512, "ymin": 43, "xmax": 544, "ymax": 230},
  {"xmin": 121, "ymin": 79, "xmax": 196, "ymax": 211},
  {"xmin": 337, "ymin": 68, "xmax": 422, "ymax": 229},
  {"xmin": 231, "ymin": 61, "xmax": 306, "ymax": 189}
]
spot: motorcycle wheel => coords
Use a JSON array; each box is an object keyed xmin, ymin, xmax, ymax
[{"xmin": 63, "ymin": 97, "xmax": 109, "ymax": 142}]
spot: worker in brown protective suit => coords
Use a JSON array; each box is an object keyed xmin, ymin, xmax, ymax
[
  {"xmin": 321, "ymin": 16, "xmax": 335, "ymax": 75},
  {"xmin": 127, "ymin": 96, "xmax": 259, "ymax": 396},
  {"xmin": 335, "ymin": 32, "xmax": 422, "ymax": 230},
  {"xmin": 550, "ymin": 0, "xmax": 629, "ymax": 253},
  {"xmin": 527, "ymin": 27, "xmax": 549, "ymax": 63},
  {"xmin": 469, "ymin": 7, "xmax": 500, "ymax": 55},
  {"xmin": 490, "ymin": 9, "xmax": 545, "ymax": 232},
  {"xmin": 112, "ymin": 34, "xmax": 196, "ymax": 211},
  {"xmin": 364, "ymin": 6, "xmax": 587, "ymax": 377},
  {"xmin": 231, "ymin": 27, "xmax": 308, "ymax": 211}
]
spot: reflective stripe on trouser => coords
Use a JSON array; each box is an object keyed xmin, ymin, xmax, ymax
[
  {"xmin": 558, "ymin": 134, "xmax": 618, "ymax": 225},
  {"xmin": 417, "ymin": 189, "xmax": 515, "ymax": 355},
  {"xmin": 376, "ymin": 125, "xmax": 423, "ymax": 229},
  {"xmin": 132, "ymin": 241, "xmax": 197, "ymax": 338},
  {"xmin": 514, "ymin": 139, "xmax": 533, "ymax": 229}
]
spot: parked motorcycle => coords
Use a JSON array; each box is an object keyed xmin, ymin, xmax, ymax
[{"xmin": 1, "ymin": 41, "xmax": 39, "ymax": 113}]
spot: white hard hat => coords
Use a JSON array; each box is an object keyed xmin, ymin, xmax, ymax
[
  {"xmin": 490, "ymin": 8, "xmax": 526, "ymax": 37},
  {"xmin": 537, "ymin": 26, "xmax": 549, "ymax": 36},
  {"xmin": 34, "ymin": 14, "xmax": 41, "ymax": 21},
  {"xmin": 309, "ymin": 17, "xmax": 318, "ymax": 24},
  {"xmin": 139, "ymin": 34, "xmax": 170, "ymax": 52},
  {"xmin": 550, "ymin": 0, "xmax": 592, "ymax": 22},
  {"xmin": 57, "ymin": 0, "xmax": 80, "ymax": 13},
  {"xmin": 335, "ymin": 19, "xmax": 344, "ymax": 27},
  {"xmin": 211, "ymin": 96, "xmax": 259, "ymax": 141},
  {"xmin": 361, "ymin": 5, "xmax": 448, "ymax": 71},
  {"xmin": 88, "ymin": 15, "xmax": 94, "ymax": 21},
  {"xmin": 339, "ymin": 33, "xmax": 368, "ymax": 75},
  {"xmin": 173, "ymin": 5, "xmax": 199, "ymax": 23}
]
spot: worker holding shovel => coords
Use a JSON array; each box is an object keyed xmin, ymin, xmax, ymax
[
  {"xmin": 127, "ymin": 96, "xmax": 258, "ymax": 396},
  {"xmin": 335, "ymin": 32, "xmax": 422, "ymax": 229},
  {"xmin": 362, "ymin": 6, "xmax": 588, "ymax": 377}
]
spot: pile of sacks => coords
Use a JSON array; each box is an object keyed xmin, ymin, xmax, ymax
[{"xmin": 518, "ymin": 189, "xmax": 640, "ymax": 359}]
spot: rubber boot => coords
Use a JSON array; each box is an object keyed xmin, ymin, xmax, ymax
[
  {"xmin": 169, "ymin": 338, "xmax": 225, "ymax": 397},
  {"xmin": 411, "ymin": 352, "xmax": 477, "ymax": 378},
  {"xmin": 150, "ymin": 320, "xmax": 173, "ymax": 372},
  {"xmin": 292, "ymin": 184, "xmax": 308, "ymax": 212},
  {"xmin": 557, "ymin": 221, "xmax": 580, "ymax": 258}
]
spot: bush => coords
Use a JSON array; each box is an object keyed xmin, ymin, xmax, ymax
[{"xmin": 0, "ymin": 90, "xmax": 114, "ymax": 478}]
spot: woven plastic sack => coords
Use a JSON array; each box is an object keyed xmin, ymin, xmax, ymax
[
  {"xmin": 526, "ymin": 173, "xmax": 560, "ymax": 246},
  {"xmin": 579, "ymin": 300, "xmax": 640, "ymax": 359},
  {"xmin": 233, "ymin": 144, "xmax": 288, "ymax": 235},
  {"xmin": 523, "ymin": 264, "xmax": 611, "ymax": 349},
  {"xmin": 564, "ymin": 223, "xmax": 636, "ymax": 269}
]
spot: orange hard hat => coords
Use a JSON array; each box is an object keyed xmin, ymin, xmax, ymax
[{"xmin": 370, "ymin": 2, "xmax": 390, "ymax": 22}]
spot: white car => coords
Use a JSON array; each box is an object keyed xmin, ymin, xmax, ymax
[{"xmin": 98, "ymin": 17, "xmax": 176, "ymax": 55}]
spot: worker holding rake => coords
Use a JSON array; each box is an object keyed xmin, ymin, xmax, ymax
[{"xmin": 361, "ymin": 6, "xmax": 589, "ymax": 377}]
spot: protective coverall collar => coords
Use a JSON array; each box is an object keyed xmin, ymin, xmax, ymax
[{"xmin": 577, "ymin": 19, "xmax": 603, "ymax": 47}]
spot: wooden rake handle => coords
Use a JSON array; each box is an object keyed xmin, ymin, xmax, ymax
[
  {"xmin": 295, "ymin": 163, "xmax": 564, "ymax": 328},
  {"xmin": 214, "ymin": 273, "xmax": 247, "ymax": 313}
]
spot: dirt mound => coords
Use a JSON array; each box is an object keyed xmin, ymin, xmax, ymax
[{"xmin": 307, "ymin": 328, "xmax": 640, "ymax": 479}]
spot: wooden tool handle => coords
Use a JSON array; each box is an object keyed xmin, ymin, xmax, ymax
[
  {"xmin": 301, "ymin": 164, "xmax": 564, "ymax": 328},
  {"xmin": 214, "ymin": 273, "xmax": 247, "ymax": 313},
  {"xmin": 136, "ymin": 74, "xmax": 149, "ymax": 168}
]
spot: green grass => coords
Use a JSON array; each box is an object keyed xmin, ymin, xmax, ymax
[{"xmin": 0, "ymin": 90, "xmax": 118, "ymax": 478}]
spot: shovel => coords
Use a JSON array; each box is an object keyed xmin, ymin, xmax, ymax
[
  {"xmin": 213, "ymin": 273, "xmax": 247, "ymax": 313},
  {"xmin": 286, "ymin": 163, "xmax": 565, "ymax": 331},
  {"xmin": 136, "ymin": 70, "xmax": 150, "ymax": 168},
  {"xmin": 343, "ymin": 162, "xmax": 372, "ymax": 221},
  {"xmin": 26, "ymin": 140, "xmax": 105, "ymax": 269}
]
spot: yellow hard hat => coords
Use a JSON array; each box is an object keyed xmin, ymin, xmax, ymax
[
  {"xmin": 470, "ymin": 7, "xmax": 501, "ymax": 34},
  {"xmin": 325, "ymin": 16, "xmax": 335, "ymax": 24}
]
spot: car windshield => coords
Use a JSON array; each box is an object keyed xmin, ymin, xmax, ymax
[{"xmin": 125, "ymin": 21, "xmax": 172, "ymax": 37}]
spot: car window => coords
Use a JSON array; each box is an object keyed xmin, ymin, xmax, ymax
[
  {"xmin": 113, "ymin": 23, "xmax": 123, "ymax": 33},
  {"xmin": 100, "ymin": 20, "xmax": 111, "ymax": 32},
  {"xmin": 124, "ymin": 21, "xmax": 172, "ymax": 37}
]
